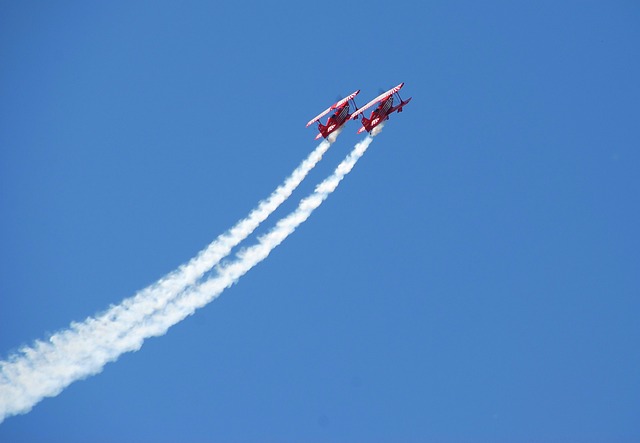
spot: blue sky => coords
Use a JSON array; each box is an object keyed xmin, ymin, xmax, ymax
[{"xmin": 1, "ymin": 1, "xmax": 639, "ymax": 441}]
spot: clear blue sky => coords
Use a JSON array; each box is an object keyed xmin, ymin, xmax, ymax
[{"xmin": 1, "ymin": 1, "xmax": 639, "ymax": 441}]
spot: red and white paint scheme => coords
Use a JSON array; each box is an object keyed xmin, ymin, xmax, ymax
[
  {"xmin": 351, "ymin": 83, "xmax": 412, "ymax": 134},
  {"xmin": 306, "ymin": 90, "xmax": 360, "ymax": 140}
]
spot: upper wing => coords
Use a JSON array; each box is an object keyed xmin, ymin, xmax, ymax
[
  {"xmin": 351, "ymin": 83, "xmax": 404, "ymax": 120},
  {"xmin": 331, "ymin": 90, "xmax": 360, "ymax": 110},
  {"xmin": 306, "ymin": 89, "xmax": 360, "ymax": 127},
  {"xmin": 306, "ymin": 106, "xmax": 333, "ymax": 127}
]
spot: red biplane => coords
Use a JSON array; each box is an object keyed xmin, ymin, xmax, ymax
[
  {"xmin": 351, "ymin": 83, "xmax": 412, "ymax": 134},
  {"xmin": 306, "ymin": 90, "xmax": 360, "ymax": 140}
]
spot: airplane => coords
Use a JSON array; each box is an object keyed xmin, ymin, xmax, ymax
[
  {"xmin": 350, "ymin": 83, "xmax": 412, "ymax": 134},
  {"xmin": 306, "ymin": 90, "xmax": 360, "ymax": 140}
]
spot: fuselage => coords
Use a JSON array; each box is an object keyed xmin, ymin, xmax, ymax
[
  {"xmin": 321, "ymin": 105, "xmax": 350, "ymax": 137},
  {"xmin": 360, "ymin": 96, "xmax": 394, "ymax": 132}
]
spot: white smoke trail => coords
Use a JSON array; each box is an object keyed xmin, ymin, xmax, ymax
[
  {"xmin": 371, "ymin": 124, "xmax": 384, "ymax": 137},
  {"xmin": 115, "ymin": 138, "xmax": 332, "ymax": 322},
  {"xmin": 327, "ymin": 127, "xmax": 343, "ymax": 144},
  {"xmin": 0, "ymin": 134, "xmax": 376, "ymax": 422},
  {"xmin": 0, "ymin": 140, "xmax": 332, "ymax": 422},
  {"xmin": 126, "ymin": 134, "xmax": 375, "ymax": 338}
]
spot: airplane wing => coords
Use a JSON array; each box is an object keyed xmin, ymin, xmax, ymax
[
  {"xmin": 331, "ymin": 90, "xmax": 360, "ymax": 110},
  {"xmin": 351, "ymin": 83, "xmax": 404, "ymax": 120},
  {"xmin": 306, "ymin": 106, "xmax": 333, "ymax": 127},
  {"xmin": 306, "ymin": 89, "xmax": 360, "ymax": 127}
]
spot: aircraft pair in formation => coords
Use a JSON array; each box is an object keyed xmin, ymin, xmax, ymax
[{"xmin": 306, "ymin": 83, "xmax": 412, "ymax": 140}]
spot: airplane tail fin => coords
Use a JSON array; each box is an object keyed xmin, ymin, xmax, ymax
[
  {"xmin": 316, "ymin": 123, "xmax": 328, "ymax": 140},
  {"xmin": 358, "ymin": 117, "xmax": 370, "ymax": 134}
]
